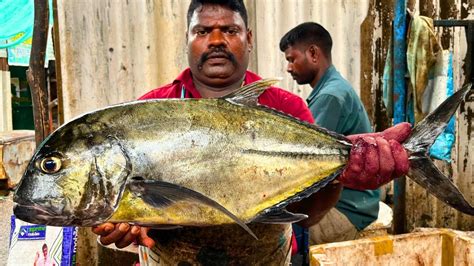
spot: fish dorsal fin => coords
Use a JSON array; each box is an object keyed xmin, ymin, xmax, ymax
[
  {"xmin": 128, "ymin": 179, "xmax": 257, "ymax": 239},
  {"xmin": 223, "ymin": 78, "xmax": 282, "ymax": 106}
]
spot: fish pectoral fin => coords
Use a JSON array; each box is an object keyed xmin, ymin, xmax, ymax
[
  {"xmin": 223, "ymin": 78, "xmax": 282, "ymax": 106},
  {"xmin": 128, "ymin": 180, "xmax": 258, "ymax": 239},
  {"xmin": 252, "ymin": 208, "xmax": 308, "ymax": 224}
]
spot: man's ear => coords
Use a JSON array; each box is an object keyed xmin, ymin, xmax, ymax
[
  {"xmin": 247, "ymin": 28, "xmax": 253, "ymax": 52},
  {"xmin": 308, "ymin": 45, "xmax": 319, "ymax": 61}
]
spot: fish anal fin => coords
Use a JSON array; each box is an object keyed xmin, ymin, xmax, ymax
[
  {"xmin": 128, "ymin": 180, "xmax": 258, "ymax": 239},
  {"xmin": 253, "ymin": 208, "xmax": 308, "ymax": 224}
]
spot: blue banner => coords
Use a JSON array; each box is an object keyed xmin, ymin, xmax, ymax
[
  {"xmin": 18, "ymin": 225, "xmax": 46, "ymax": 240},
  {"xmin": 61, "ymin": 227, "xmax": 78, "ymax": 266}
]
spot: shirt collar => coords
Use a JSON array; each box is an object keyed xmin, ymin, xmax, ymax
[
  {"xmin": 306, "ymin": 65, "xmax": 335, "ymax": 103},
  {"xmin": 173, "ymin": 68, "xmax": 202, "ymax": 98}
]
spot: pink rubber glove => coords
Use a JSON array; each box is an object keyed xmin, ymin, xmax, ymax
[{"xmin": 339, "ymin": 122, "xmax": 412, "ymax": 190}]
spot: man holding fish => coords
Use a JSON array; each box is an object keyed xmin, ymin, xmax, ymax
[
  {"xmin": 91, "ymin": 0, "xmax": 410, "ymax": 264},
  {"xmin": 279, "ymin": 21, "xmax": 388, "ymax": 261}
]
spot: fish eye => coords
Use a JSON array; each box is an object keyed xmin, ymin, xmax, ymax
[{"xmin": 39, "ymin": 156, "xmax": 62, "ymax": 174}]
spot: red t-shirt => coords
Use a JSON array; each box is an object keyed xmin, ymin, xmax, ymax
[{"xmin": 139, "ymin": 68, "xmax": 314, "ymax": 124}]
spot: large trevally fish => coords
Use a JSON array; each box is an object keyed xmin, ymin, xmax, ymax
[{"xmin": 13, "ymin": 79, "xmax": 473, "ymax": 238}]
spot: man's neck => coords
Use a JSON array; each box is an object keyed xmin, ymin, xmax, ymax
[
  {"xmin": 310, "ymin": 61, "xmax": 331, "ymax": 88},
  {"xmin": 194, "ymin": 77, "xmax": 245, "ymax": 98}
]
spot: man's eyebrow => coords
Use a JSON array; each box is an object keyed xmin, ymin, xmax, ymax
[{"xmin": 191, "ymin": 23, "xmax": 243, "ymax": 30}]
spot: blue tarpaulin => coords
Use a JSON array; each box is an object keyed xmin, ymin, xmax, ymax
[{"xmin": 0, "ymin": 0, "xmax": 53, "ymax": 49}]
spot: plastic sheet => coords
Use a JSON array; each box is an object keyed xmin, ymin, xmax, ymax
[
  {"xmin": 0, "ymin": 0, "xmax": 34, "ymax": 48},
  {"xmin": 425, "ymin": 51, "xmax": 455, "ymax": 161},
  {"xmin": 0, "ymin": 0, "xmax": 53, "ymax": 49}
]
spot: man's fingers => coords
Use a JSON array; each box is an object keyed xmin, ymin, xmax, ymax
[
  {"xmin": 347, "ymin": 123, "xmax": 411, "ymax": 143},
  {"xmin": 376, "ymin": 137, "xmax": 394, "ymax": 179},
  {"xmin": 339, "ymin": 138, "xmax": 366, "ymax": 188},
  {"xmin": 99, "ymin": 223, "xmax": 130, "ymax": 246},
  {"xmin": 138, "ymin": 228, "xmax": 155, "ymax": 248},
  {"xmin": 362, "ymin": 136, "xmax": 379, "ymax": 179},
  {"xmin": 342, "ymin": 125, "xmax": 411, "ymax": 190},
  {"xmin": 115, "ymin": 225, "xmax": 141, "ymax": 248},
  {"xmin": 380, "ymin": 122, "xmax": 412, "ymax": 142},
  {"xmin": 92, "ymin": 223, "xmax": 115, "ymax": 236},
  {"xmin": 390, "ymin": 139, "xmax": 409, "ymax": 177},
  {"xmin": 343, "ymin": 138, "xmax": 365, "ymax": 179}
]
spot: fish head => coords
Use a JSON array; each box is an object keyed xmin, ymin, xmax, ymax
[{"xmin": 14, "ymin": 119, "xmax": 131, "ymax": 226}]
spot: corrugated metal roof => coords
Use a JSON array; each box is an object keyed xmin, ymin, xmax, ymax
[{"xmin": 56, "ymin": 0, "xmax": 189, "ymax": 120}]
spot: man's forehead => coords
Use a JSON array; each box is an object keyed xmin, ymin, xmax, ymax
[{"xmin": 188, "ymin": 4, "xmax": 245, "ymax": 28}]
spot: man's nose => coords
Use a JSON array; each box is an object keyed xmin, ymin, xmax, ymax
[
  {"xmin": 208, "ymin": 29, "xmax": 226, "ymax": 47},
  {"xmin": 286, "ymin": 64, "xmax": 293, "ymax": 73}
]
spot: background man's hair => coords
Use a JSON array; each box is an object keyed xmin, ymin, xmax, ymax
[
  {"xmin": 187, "ymin": 0, "xmax": 248, "ymax": 28},
  {"xmin": 42, "ymin": 243, "xmax": 48, "ymax": 250},
  {"xmin": 279, "ymin": 22, "xmax": 332, "ymax": 58}
]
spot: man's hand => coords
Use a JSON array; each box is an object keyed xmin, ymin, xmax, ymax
[
  {"xmin": 92, "ymin": 223, "xmax": 155, "ymax": 249},
  {"xmin": 339, "ymin": 122, "xmax": 412, "ymax": 190}
]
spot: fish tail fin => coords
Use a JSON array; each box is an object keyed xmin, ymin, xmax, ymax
[{"xmin": 403, "ymin": 83, "xmax": 474, "ymax": 215}]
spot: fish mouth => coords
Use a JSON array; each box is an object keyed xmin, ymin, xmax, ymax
[{"xmin": 14, "ymin": 203, "xmax": 109, "ymax": 227}]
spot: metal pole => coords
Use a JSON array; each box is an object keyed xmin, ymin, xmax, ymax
[
  {"xmin": 27, "ymin": 0, "xmax": 50, "ymax": 145},
  {"xmin": 393, "ymin": 0, "xmax": 407, "ymax": 234}
]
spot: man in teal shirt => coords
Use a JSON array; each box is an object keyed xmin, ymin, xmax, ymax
[{"xmin": 280, "ymin": 22, "xmax": 380, "ymax": 246}]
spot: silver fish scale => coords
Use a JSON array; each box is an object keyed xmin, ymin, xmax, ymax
[{"xmin": 106, "ymin": 99, "xmax": 350, "ymax": 218}]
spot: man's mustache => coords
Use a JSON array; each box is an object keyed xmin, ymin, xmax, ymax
[{"xmin": 198, "ymin": 47, "xmax": 237, "ymax": 66}]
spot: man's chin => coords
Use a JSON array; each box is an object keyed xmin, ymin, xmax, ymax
[{"xmin": 292, "ymin": 77, "xmax": 304, "ymax": 85}]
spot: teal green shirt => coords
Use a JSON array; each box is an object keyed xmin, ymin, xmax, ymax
[{"xmin": 307, "ymin": 65, "xmax": 380, "ymax": 230}]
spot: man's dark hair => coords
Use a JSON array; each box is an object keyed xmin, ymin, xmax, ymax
[
  {"xmin": 187, "ymin": 0, "xmax": 248, "ymax": 28},
  {"xmin": 279, "ymin": 22, "xmax": 332, "ymax": 58},
  {"xmin": 42, "ymin": 243, "xmax": 48, "ymax": 250}
]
